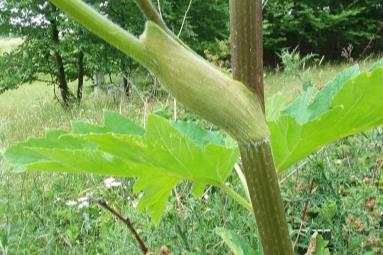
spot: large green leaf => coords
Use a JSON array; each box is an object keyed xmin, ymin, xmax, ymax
[
  {"xmin": 270, "ymin": 64, "xmax": 383, "ymax": 170},
  {"xmin": 4, "ymin": 112, "xmax": 239, "ymax": 223},
  {"xmin": 171, "ymin": 120, "xmax": 225, "ymax": 147}
]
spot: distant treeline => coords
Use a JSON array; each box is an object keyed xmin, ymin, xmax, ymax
[
  {"xmin": 262, "ymin": 0, "xmax": 383, "ymax": 63},
  {"xmin": 176, "ymin": 0, "xmax": 383, "ymax": 64}
]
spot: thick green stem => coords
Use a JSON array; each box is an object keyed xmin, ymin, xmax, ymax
[
  {"xmin": 230, "ymin": 0, "xmax": 294, "ymax": 254},
  {"xmin": 230, "ymin": 0, "xmax": 265, "ymax": 111},
  {"xmin": 239, "ymin": 141, "xmax": 293, "ymax": 254},
  {"xmin": 50, "ymin": 0, "xmax": 268, "ymax": 141},
  {"xmin": 139, "ymin": 23, "xmax": 268, "ymax": 140}
]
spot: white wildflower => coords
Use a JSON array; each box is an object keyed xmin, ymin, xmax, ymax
[
  {"xmin": 104, "ymin": 177, "xmax": 122, "ymax": 189},
  {"xmin": 65, "ymin": 200, "xmax": 77, "ymax": 207},
  {"xmin": 77, "ymin": 192, "xmax": 93, "ymax": 209},
  {"xmin": 78, "ymin": 201, "xmax": 89, "ymax": 209},
  {"xmin": 78, "ymin": 196, "xmax": 88, "ymax": 203},
  {"xmin": 132, "ymin": 193, "xmax": 143, "ymax": 209},
  {"xmin": 132, "ymin": 199, "xmax": 139, "ymax": 209}
]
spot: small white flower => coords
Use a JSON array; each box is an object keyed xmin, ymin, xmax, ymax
[
  {"xmin": 132, "ymin": 193, "xmax": 143, "ymax": 208},
  {"xmin": 132, "ymin": 199, "xmax": 139, "ymax": 209},
  {"xmin": 77, "ymin": 193, "xmax": 93, "ymax": 209},
  {"xmin": 78, "ymin": 201, "xmax": 89, "ymax": 209},
  {"xmin": 78, "ymin": 196, "xmax": 88, "ymax": 203},
  {"xmin": 104, "ymin": 177, "xmax": 122, "ymax": 189},
  {"xmin": 65, "ymin": 200, "xmax": 77, "ymax": 207}
]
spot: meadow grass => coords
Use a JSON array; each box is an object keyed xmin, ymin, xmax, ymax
[{"xmin": 0, "ymin": 55, "xmax": 382, "ymax": 254}]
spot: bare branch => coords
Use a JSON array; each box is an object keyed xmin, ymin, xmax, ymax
[
  {"xmin": 96, "ymin": 199, "xmax": 150, "ymax": 254},
  {"xmin": 177, "ymin": 0, "xmax": 193, "ymax": 37}
]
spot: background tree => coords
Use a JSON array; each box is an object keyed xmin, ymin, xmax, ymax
[
  {"xmin": 263, "ymin": 0, "xmax": 383, "ymax": 63},
  {"xmin": 0, "ymin": 0, "xmax": 77, "ymax": 105}
]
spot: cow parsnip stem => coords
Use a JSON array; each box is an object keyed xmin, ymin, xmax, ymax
[
  {"xmin": 239, "ymin": 140, "xmax": 293, "ymax": 254},
  {"xmin": 50, "ymin": 0, "xmax": 269, "ymax": 141},
  {"xmin": 230, "ymin": 0, "xmax": 294, "ymax": 253}
]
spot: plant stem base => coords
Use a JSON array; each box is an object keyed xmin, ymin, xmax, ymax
[{"xmin": 239, "ymin": 140, "xmax": 293, "ymax": 255}]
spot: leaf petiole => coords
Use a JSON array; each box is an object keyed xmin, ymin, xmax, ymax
[{"xmin": 218, "ymin": 183, "xmax": 253, "ymax": 212}]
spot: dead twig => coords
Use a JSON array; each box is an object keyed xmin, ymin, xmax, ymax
[
  {"xmin": 359, "ymin": 24, "xmax": 383, "ymax": 59},
  {"xmin": 96, "ymin": 199, "xmax": 149, "ymax": 254},
  {"xmin": 293, "ymin": 179, "xmax": 315, "ymax": 252}
]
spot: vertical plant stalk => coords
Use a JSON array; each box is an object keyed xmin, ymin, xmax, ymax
[
  {"xmin": 230, "ymin": 0, "xmax": 294, "ymax": 254},
  {"xmin": 230, "ymin": 0, "xmax": 265, "ymax": 111},
  {"xmin": 239, "ymin": 141, "xmax": 293, "ymax": 254}
]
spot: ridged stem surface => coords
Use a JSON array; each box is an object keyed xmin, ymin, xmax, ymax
[{"xmin": 230, "ymin": 0, "xmax": 294, "ymax": 253}]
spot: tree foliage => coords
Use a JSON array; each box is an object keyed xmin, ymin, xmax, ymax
[
  {"xmin": 264, "ymin": 0, "xmax": 383, "ymax": 63},
  {"xmin": 0, "ymin": 0, "xmax": 79, "ymax": 104}
]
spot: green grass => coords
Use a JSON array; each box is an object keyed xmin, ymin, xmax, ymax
[{"xmin": 1, "ymin": 59, "xmax": 382, "ymax": 254}]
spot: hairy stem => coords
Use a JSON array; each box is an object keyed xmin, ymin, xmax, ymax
[
  {"xmin": 50, "ymin": 0, "xmax": 268, "ymax": 141},
  {"xmin": 239, "ymin": 141, "xmax": 293, "ymax": 254},
  {"xmin": 230, "ymin": 0, "xmax": 294, "ymax": 253},
  {"xmin": 230, "ymin": 0, "xmax": 265, "ymax": 111},
  {"xmin": 218, "ymin": 183, "xmax": 252, "ymax": 211}
]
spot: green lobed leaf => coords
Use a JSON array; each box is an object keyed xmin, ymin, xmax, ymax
[
  {"xmin": 314, "ymin": 235, "xmax": 330, "ymax": 255},
  {"xmin": 265, "ymin": 92, "xmax": 289, "ymax": 122},
  {"xmin": 171, "ymin": 120, "xmax": 225, "ymax": 147},
  {"xmin": 270, "ymin": 62, "xmax": 383, "ymax": 170},
  {"xmin": 72, "ymin": 111, "xmax": 144, "ymax": 135},
  {"xmin": 282, "ymin": 64, "xmax": 360, "ymax": 124},
  {"xmin": 215, "ymin": 228, "xmax": 262, "ymax": 255},
  {"xmin": 4, "ymin": 112, "xmax": 239, "ymax": 223},
  {"xmin": 369, "ymin": 58, "xmax": 383, "ymax": 72}
]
